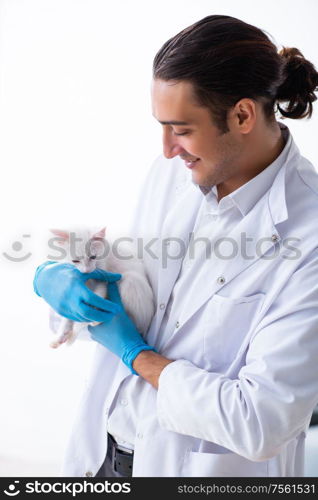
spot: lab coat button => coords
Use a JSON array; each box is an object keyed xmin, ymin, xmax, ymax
[
  {"xmin": 137, "ymin": 432, "xmax": 143, "ymax": 439},
  {"xmin": 85, "ymin": 471, "xmax": 93, "ymax": 477},
  {"xmin": 175, "ymin": 321, "xmax": 180, "ymax": 328},
  {"xmin": 159, "ymin": 303, "xmax": 165, "ymax": 310},
  {"xmin": 217, "ymin": 276, "xmax": 226, "ymax": 285},
  {"xmin": 120, "ymin": 399, "xmax": 128, "ymax": 406}
]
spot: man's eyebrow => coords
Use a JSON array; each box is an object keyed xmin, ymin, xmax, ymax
[{"xmin": 157, "ymin": 120, "xmax": 191, "ymax": 125}]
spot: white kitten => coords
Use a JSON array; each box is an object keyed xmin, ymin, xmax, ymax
[{"xmin": 48, "ymin": 226, "xmax": 155, "ymax": 348}]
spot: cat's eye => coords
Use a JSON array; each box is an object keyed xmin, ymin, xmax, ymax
[
  {"xmin": 72, "ymin": 259, "xmax": 80, "ymax": 263},
  {"xmin": 90, "ymin": 255, "xmax": 97, "ymax": 260}
]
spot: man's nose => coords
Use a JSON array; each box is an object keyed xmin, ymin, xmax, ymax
[{"xmin": 162, "ymin": 131, "xmax": 184, "ymax": 159}]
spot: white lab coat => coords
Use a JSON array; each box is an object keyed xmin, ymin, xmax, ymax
[{"xmin": 61, "ymin": 129, "xmax": 318, "ymax": 477}]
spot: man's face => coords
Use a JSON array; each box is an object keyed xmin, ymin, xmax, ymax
[{"xmin": 151, "ymin": 78, "xmax": 243, "ymax": 190}]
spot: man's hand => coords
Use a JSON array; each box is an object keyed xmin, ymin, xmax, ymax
[
  {"xmin": 33, "ymin": 261, "xmax": 122, "ymax": 322},
  {"xmin": 88, "ymin": 281, "xmax": 156, "ymax": 374}
]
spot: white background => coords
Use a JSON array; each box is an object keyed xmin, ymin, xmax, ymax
[{"xmin": 0, "ymin": 0, "xmax": 317, "ymax": 476}]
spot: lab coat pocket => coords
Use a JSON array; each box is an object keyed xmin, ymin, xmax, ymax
[
  {"xmin": 182, "ymin": 450, "xmax": 268, "ymax": 477},
  {"xmin": 203, "ymin": 293, "xmax": 265, "ymax": 371}
]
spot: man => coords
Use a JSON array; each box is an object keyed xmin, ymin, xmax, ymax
[{"xmin": 33, "ymin": 15, "xmax": 318, "ymax": 477}]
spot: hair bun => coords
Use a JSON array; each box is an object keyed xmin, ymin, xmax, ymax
[{"xmin": 276, "ymin": 46, "xmax": 318, "ymax": 119}]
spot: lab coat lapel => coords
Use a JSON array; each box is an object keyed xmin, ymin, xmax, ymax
[
  {"xmin": 147, "ymin": 180, "xmax": 203, "ymax": 343},
  {"xmin": 149, "ymin": 158, "xmax": 290, "ymax": 347},
  {"xmin": 173, "ymin": 139, "xmax": 295, "ymax": 334},
  {"xmin": 170, "ymin": 187, "xmax": 288, "ymax": 342}
]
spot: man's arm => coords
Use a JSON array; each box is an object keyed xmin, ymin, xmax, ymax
[
  {"xmin": 132, "ymin": 350, "xmax": 173, "ymax": 389},
  {"xmin": 154, "ymin": 248, "xmax": 318, "ymax": 461}
]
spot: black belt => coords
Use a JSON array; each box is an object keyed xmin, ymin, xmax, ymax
[{"xmin": 107, "ymin": 432, "xmax": 134, "ymax": 477}]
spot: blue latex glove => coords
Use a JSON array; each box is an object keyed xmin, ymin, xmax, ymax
[
  {"xmin": 88, "ymin": 281, "xmax": 156, "ymax": 375},
  {"xmin": 33, "ymin": 260, "xmax": 122, "ymax": 322}
]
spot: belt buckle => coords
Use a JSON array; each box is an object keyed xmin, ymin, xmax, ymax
[{"xmin": 116, "ymin": 443, "xmax": 134, "ymax": 455}]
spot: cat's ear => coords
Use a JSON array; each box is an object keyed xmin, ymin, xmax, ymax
[
  {"xmin": 92, "ymin": 227, "xmax": 106, "ymax": 240},
  {"xmin": 50, "ymin": 228, "xmax": 69, "ymax": 243}
]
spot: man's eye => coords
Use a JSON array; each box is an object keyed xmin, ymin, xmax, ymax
[
  {"xmin": 90, "ymin": 255, "xmax": 97, "ymax": 260},
  {"xmin": 173, "ymin": 131, "xmax": 189, "ymax": 136}
]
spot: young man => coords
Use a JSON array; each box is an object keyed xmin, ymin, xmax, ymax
[{"xmin": 34, "ymin": 16, "xmax": 318, "ymax": 477}]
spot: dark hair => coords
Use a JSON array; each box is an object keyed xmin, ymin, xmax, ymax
[{"xmin": 153, "ymin": 15, "xmax": 318, "ymax": 133}]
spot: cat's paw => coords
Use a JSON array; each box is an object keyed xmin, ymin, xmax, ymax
[
  {"xmin": 50, "ymin": 339, "xmax": 62, "ymax": 349},
  {"xmin": 65, "ymin": 330, "xmax": 78, "ymax": 346},
  {"xmin": 50, "ymin": 329, "xmax": 74, "ymax": 348}
]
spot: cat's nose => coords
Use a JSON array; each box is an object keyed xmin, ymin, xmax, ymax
[{"xmin": 79, "ymin": 265, "xmax": 90, "ymax": 273}]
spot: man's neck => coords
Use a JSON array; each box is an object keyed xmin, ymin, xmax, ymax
[{"xmin": 217, "ymin": 122, "xmax": 285, "ymax": 201}]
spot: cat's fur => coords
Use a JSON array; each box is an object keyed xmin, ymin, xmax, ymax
[{"xmin": 49, "ymin": 226, "xmax": 155, "ymax": 348}]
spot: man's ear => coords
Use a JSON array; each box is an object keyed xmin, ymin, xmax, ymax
[{"xmin": 231, "ymin": 98, "xmax": 256, "ymax": 134}]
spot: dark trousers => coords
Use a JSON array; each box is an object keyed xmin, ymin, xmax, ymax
[{"xmin": 95, "ymin": 453, "xmax": 124, "ymax": 477}]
